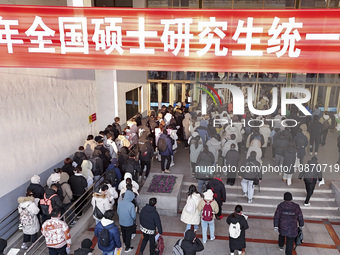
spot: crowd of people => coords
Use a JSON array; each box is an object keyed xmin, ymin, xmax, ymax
[{"xmin": 10, "ymin": 96, "xmax": 338, "ymax": 255}]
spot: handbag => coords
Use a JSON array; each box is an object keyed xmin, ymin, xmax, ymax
[
  {"xmin": 253, "ymin": 177, "xmax": 259, "ymax": 185},
  {"xmin": 93, "ymin": 201, "xmax": 104, "ymax": 219}
]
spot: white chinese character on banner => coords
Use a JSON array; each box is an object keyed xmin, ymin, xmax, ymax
[
  {"xmin": 197, "ymin": 17, "xmax": 228, "ymax": 57},
  {"xmin": 232, "ymin": 17, "xmax": 263, "ymax": 56},
  {"xmin": 0, "ymin": 16, "xmax": 23, "ymax": 53},
  {"xmin": 126, "ymin": 17, "xmax": 157, "ymax": 54},
  {"xmin": 92, "ymin": 18, "xmax": 124, "ymax": 55},
  {"xmin": 59, "ymin": 17, "xmax": 88, "ymax": 54},
  {"xmin": 161, "ymin": 18, "xmax": 193, "ymax": 56},
  {"xmin": 267, "ymin": 17, "xmax": 303, "ymax": 58},
  {"xmin": 25, "ymin": 16, "xmax": 55, "ymax": 53}
]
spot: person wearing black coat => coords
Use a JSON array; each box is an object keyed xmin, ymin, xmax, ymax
[
  {"xmin": 139, "ymin": 198, "xmax": 163, "ymax": 255},
  {"xmin": 225, "ymin": 144, "xmax": 240, "ymax": 186},
  {"xmin": 181, "ymin": 229, "xmax": 204, "ymax": 255},
  {"xmin": 227, "ymin": 205, "xmax": 249, "ymax": 255},
  {"xmin": 62, "ymin": 158, "xmax": 75, "ymax": 177},
  {"xmin": 27, "ymin": 175, "xmax": 45, "ymax": 199},
  {"xmin": 195, "ymin": 146, "xmax": 215, "ymax": 193},
  {"xmin": 139, "ymin": 138, "xmax": 154, "ymax": 179},
  {"xmin": 69, "ymin": 167, "xmax": 87, "ymax": 216},
  {"xmin": 282, "ymin": 146, "xmax": 296, "ymax": 186},
  {"xmin": 308, "ymin": 115, "xmax": 322, "ymax": 155},
  {"xmin": 74, "ymin": 238, "xmax": 94, "ymax": 255},
  {"xmin": 207, "ymin": 177, "xmax": 226, "ymax": 219},
  {"xmin": 298, "ymin": 156, "xmax": 323, "ymax": 206},
  {"xmin": 274, "ymin": 192, "xmax": 304, "ymax": 255},
  {"xmin": 294, "ymin": 128, "xmax": 308, "ymax": 164}
]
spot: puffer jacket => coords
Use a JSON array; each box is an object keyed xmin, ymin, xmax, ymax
[
  {"xmin": 94, "ymin": 218, "xmax": 121, "ymax": 252},
  {"xmin": 298, "ymin": 158, "xmax": 323, "ymax": 180},
  {"xmin": 180, "ymin": 193, "xmax": 203, "ymax": 225},
  {"xmin": 118, "ymin": 172, "xmax": 139, "ymax": 193},
  {"xmin": 206, "ymin": 137, "xmax": 221, "ymax": 163},
  {"xmin": 117, "ymin": 191, "xmax": 136, "ymax": 227},
  {"xmin": 84, "ymin": 139, "xmax": 97, "ymax": 158},
  {"xmin": 18, "ymin": 196, "xmax": 40, "ymax": 235},
  {"xmin": 91, "ymin": 193, "xmax": 112, "ymax": 221},
  {"xmin": 274, "ymin": 130, "xmax": 291, "ymax": 156},
  {"xmin": 274, "ymin": 201, "xmax": 304, "ymax": 237},
  {"xmin": 181, "ymin": 229, "xmax": 204, "ymax": 255},
  {"xmin": 189, "ymin": 134, "xmax": 203, "ymax": 163},
  {"xmin": 59, "ymin": 172, "xmax": 73, "ymax": 204},
  {"xmin": 283, "ymin": 147, "xmax": 297, "ymax": 174}
]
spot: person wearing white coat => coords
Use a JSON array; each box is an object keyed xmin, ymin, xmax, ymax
[
  {"xmin": 118, "ymin": 172, "xmax": 139, "ymax": 194},
  {"xmin": 18, "ymin": 191, "xmax": 40, "ymax": 250},
  {"xmin": 81, "ymin": 160, "xmax": 94, "ymax": 188},
  {"xmin": 206, "ymin": 135, "xmax": 221, "ymax": 164},
  {"xmin": 180, "ymin": 185, "xmax": 203, "ymax": 233},
  {"xmin": 91, "ymin": 185, "xmax": 112, "ymax": 225}
]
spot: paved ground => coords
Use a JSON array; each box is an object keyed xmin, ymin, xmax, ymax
[{"xmin": 72, "ymin": 129, "xmax": 340, "ymax": 255}]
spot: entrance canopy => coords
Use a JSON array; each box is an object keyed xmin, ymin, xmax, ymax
[{"xmin": 1, "ymin": 5, "xmax": 340, "ymax": 73}]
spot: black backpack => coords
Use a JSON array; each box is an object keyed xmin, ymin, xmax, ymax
[
  {"xmin": 158, "ymin": 138, "xmax": 167, "ymax": 152},
  {"xmin": 105, "ymin": 168, "xmax": 118, "ymax": 187},
  {"xmin": 98, "ymin": 223, "xmax": 115, "ymax": 247}
]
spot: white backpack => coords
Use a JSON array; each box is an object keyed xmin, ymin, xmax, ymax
[
  {"xmin": 229, "ymin": 222, "xmax": 241, "ymax": 239},
  {"xmin": 172, "ymin": 239, "xmax": 184, "ymax": 255}
]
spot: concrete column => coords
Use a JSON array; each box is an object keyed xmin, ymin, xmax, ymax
[
  {"xmin": 67, "ymin": 0, "xmax": 91, "ymax": 6},
  {"xmin": 95, "ymin": 70, "xmax": 118, "ymax": 130}
]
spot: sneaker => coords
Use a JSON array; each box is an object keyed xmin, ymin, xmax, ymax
[
  {"xmin": 143, "ymin": 176, "xmax": 147, "ymax": 180},
  {"xmin": 279, "ymin": 246, "xmax": 284, "ymax": 252},
  {"xmin": 170, "ymin": 162, "xmax": 175, "ymax": 168},
  {"xmin": 138, "ymin": 176, "xmax": 142, "ymax": 182},
  {"xmin": 304, "ymin": 203, "xmax": 311, "ymax": 207},
  {"xmin": 21, "ymin": 243, "xmax": 28, "ymax": 250},
  {"xmin": 125, "ymin": 247, "xmax": 134, "ymax": 253},
  {"xmin": 203, "ymin": 240, "xmax": 207, "ymax": 244},
  {"xmin": 248, "ymin": 199, "xmax": 252, "ymax": 204},
  {"xmin": 310, "ymin": 152, "xmax": 313, "ymax": 155},
  {"xmin": 315, "ymin": 152, "xmax": 318, "ymax": 156},
  {"xmin": 210, "ymin": 237, "xmax": 215, "ymax": 241},
  {"xmin": 164, "ymin": 169, "xmax": 171, "ymax": 174},
  {"xmin": 131, "ymin": 233, "xmax": 136, "ymax": 240},
  {"xmin": 243, "ymin": 193, "xmax": 247, "ymax": 197}
]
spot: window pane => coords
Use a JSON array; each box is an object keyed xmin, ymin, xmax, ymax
[
  {"xmin": 172, "ymin": 71, "xmax": 196, "ymax": 80},
  {"xmin": 202, "ymin": 0, "xmax": 232, "ymax": 8},
  {"xmin": 328, "ymin": 86, "xmax": 340, "ymax": 109},
  {"xmin": 200, "ymin": 72, "xmax": 224, "ymax": 81},
  {"xmin": 147, "ymin": 0, "xmax": 168, "ymax": 7},
  {"xmin": 148, "ymin": 71, "xmax": 171, "ymax": 80},
  {"xmin": 174, "ymin": 83, "xmax": 183, "ymax": 104},
  {"xmin": 161, "ymin": 83, "xmax": 169, "ymax": 104},
  {"xmin": 234, "ymin": 0, "xmax": 263, "ymax": 8},
  {"xmin": 150, "ymin": 83, "xmax": 159, "ymax": 111},
  {"xmin": 147, "ymin": 0, "xmax": 198, "ymax": 7},
  {"xmin": 264, "ymin": 0, "xmax": 295, "ymax": 8},
  {"xmin": 126, "ymin": 88, "xmax": 139, "ymax": 120},
  {"xmin": 291, "ymin": 73, "xmax": 317, "ymax": 83},
  {"xmin": 317, "ymin": 74, "xmax": 336, "ymax": 84},
  {"xmin": 329, "ymin": 0, "xmax": 340, "ymax": 7},
  {"xmin": 316, "ymin": 86, "xmax": 327, "ymax": 109},
  {"xmin": 300, "ymin": 0, "xmax": 327, "ymax": 8}
]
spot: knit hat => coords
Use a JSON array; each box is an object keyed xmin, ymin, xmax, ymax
[
  {"xmin": 81, "ymin": 238, "xmax": 93, "ymax": 249},
  {"xmin": 203, "ymin": 189, "xmax": 214, "ymax": 201},
  {"xmin": 31, "ymin": 175, "xmax": 40, "ymax": 184},
  {"xmin": 0, "ymin": 238, "xmax": 7, "ymax": 252},
  {"xmin": 284, "ymin": 192, "xmax": 292, "ymax": 201}
]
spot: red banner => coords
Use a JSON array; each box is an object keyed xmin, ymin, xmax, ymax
[{"xmin": 1, "ymin": 5, "xmax": 340, "ymax": 73}]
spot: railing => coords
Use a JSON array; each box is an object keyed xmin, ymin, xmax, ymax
[{"xmin": 0, "ymin": 208, "xmax": 20, "ymax": 241}]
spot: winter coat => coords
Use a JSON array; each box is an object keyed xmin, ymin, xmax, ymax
[
  {"xmin": 221, "ymin": 138, "xmax": 238, "ymax": 157},
  {"xmin": 181, "ymin": 229, "xmax": 204, "ymax": 255},
  {"xmin": 89, "ymin": 157, "xmax": 103, "ymax": 177},
  {"xmin": 222, "ymin": 125, "xmax": 242, "ymax": 143},
  {"xmin": 308, "ymin": 119, "xmax": 322, "ymax": 139},
  {"xmin": 59, "ymin": 172, "xmax": 73, "ymax": 204},
  {"xmin": 197, "ymin": 199, "xmax": 219, "ymax": 220},
  {"xmin": 260, "ymin": 124, "xmax": 271, "ymax": 148},
  {"xmin": 118, "ymin": 149, "xmax": 129, "ymax": 168},
  {"xmin": 225, "ymin": 149, "xmax": 240, "ymax": 167},
  {"xmin": 73, "ymin": 151, "xmax": 87, "ymax": 167},
  {"xmin": 139, "ymin": 204, "xmax": 163, "ymax": 235},
  {"xmin": 274, "ymin": 201, "xmax": 304, "ymax": 237},
  {"xmin": 94, "ymin": 219, "xmax": 121, "ymax": 252},
  {"xmin": 283, "ymin": 147, "xmax": 297, "ymax": 174},
  {"xmin": 227, "ymin": 214, "xmax": 249, "ymax": 250},
  {"xmin": 84, "ymin": 139, "xmax": 97, "ymax": 158},
  {"xmin": 294, "ymin": 132, "xmax": 308, "ymax": 158},
  {"xmin": 298, "ymin": 158, "xmax": 323, "ymax": 180},
  {"xmin": 196, "ymin": 120, "xmax": 210, "ymax": 145},
  {"xmin": 139, "ymin": 141, "xmax": 154, "ymax": 162},
  {"xmin": 180, "ymin": 193, "xmax": 203, "ymax": 225},
  {"xmin": 74, "ymin": 247, "xmax": 93, "ymax": 255},
  {"xmin": 189, "ymin": 135, "xmax": 203, "ymax": 163},
  {"xmin": 62, "ymin": 163, "xmax": 75, "ymax": 177},
  {"xmin": 18, "ymin": 196, "xmax": 40, "ymax": 235},
  {"xmin": 81, "ymin": 160, "xmax": 94, "ymax": 186},
  {"xmin": 117, "ymin": 191, "xmax": 136, "ymax": 227},
  {"xmin": 27, "ymin": 183, "xmax": 45, "ymax": 199},
  {"xmin": 246, "ymin": 139, "xmax": 262, "ymax": 163},
  {"xmin": 43, "ymin": 188, "xmax": 63, "ymax": 213},
  {"xmin": 182, "ymin": 113, "xmax": 192, "ymax": 140},
  {"xmin": 249, "ymin": 132, "xmax": 265, "ymax": 147},
  {"xmin": 137, "ymin": 122, "xmax": 151, "ymax": 144},
  {"xmin": 273, "ymin": 130, "xmax": 291, "ymax": 156},
  {"xmin": 158, "ymin": 133, "xmax": 173, "ymax": 156},
  {"xmin": 93, "ymin": 145, "xmax": 111, "ymax": 169},
  {"xmin": 69, "ymin": 173, "xmax": 87, "ymax": 196},
  {"xmin": 91, "ymin": 193, "xmax": 112, "ymax": 221},
  {"xmin": 116, "ymin": 135, "xmax": 131, "ymax": 152},
  {"xmin": 106, "ymin": 138, "xmax": 118, "ymax": 160},
  {"xmin": 47, "ymin": 173, "xmax": 61, "ymax": 188},
  {"xmin": 207, "ymin": 178, "xmax": 226, "ymax": 205},
  {"xmin": 300, "ymin": 124, "xmax": 310, "ymax": 141},
  {"xmin": 118, "ymin": 172, "xmax": 139, "ymax": 194},
  {"xmin": 41, "ymin": 217, "xmax": 71, "ymax": 249},
  {"xmin": 206, "ymin": 137, "xmax": 221, "ymax": 163}
]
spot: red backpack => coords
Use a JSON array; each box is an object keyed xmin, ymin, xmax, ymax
[
  {"xmin": 155, "ymin": 235, "xmax": 165, "ymax": 255},
  {"xmin": 202, "ymin": 200, "xmax": 213, "ymax": 221}
]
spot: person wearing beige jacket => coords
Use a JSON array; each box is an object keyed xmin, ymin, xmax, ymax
[{"xmin": 197, "ymin": 189, "xmax": 219, "ymax": 244}]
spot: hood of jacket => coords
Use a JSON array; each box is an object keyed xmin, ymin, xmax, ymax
[
  {"xmin": 101, "ymin": 218, "xmax": 114, "ymax": 227},
  {"xmin": 45, "ymin": 188, "xmax": 57, "ymax": 198},
  {"xmin": 81, "ymin": 160, "xmax": 92, "ymax": 172},
  {"xmin": 124, "ymin": 172, "xmax": 133, "ymax": 181},
  {"xmin": 18, "ymin": 196, "xmax": 34, "ymax": 204},
  {"xmin": 208, "ymin": 137, "xmax": 220, "ymax": 146},
  {"xmin": 184, "ymin": 229, "xmax": 196, "ymax": 242},
  {"xmin": 123, "ymin": 190, "xmax": 135, "ymax": 202},
  {"xmin": 199, "ymin": 119, "xmax": 208, "ymax": 128},
  {"xmin": 59, "ymin": 172, "xmax": 69, "ymax": 183}
]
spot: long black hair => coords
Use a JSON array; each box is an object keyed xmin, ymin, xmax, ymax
[{"xmin": 187, "ymin": 184, "xmax": 198, "ymax": 197}]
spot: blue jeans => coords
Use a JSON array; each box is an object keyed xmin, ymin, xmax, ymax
[
  {"xmin": 102, "ymin": 251, "xmax": 114, "ymax": 255},
  {"xmin": 201, "ymin": 219, "xmax": 215, "ymax": 243},
  {"xmin": 185, "ymin": 224, "xmax": 199, "ymax": 232},
  {"xmin": 197, "ymin": 180, "xmax": 209, "ymax": 193}
]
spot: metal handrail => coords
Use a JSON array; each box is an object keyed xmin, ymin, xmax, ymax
[
  {"xmin": 0, "ymin": 208, "xmax": 18, "ymax": 225},
  {"xmin": 23, "ymin": 172, "xmax": 106, "ymax": 255}
]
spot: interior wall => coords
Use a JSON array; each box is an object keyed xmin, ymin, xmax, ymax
[{"xmin": 0, "ymin": 68, "xmax": 97, "ymax": 211}]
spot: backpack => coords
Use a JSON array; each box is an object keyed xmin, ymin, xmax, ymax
[
  {"xmin": 172, "ymin": 239, "xmax": 184, "ymax": 255},
  {"xmin": 202, "ymin": 200, "xmax": 214, "ymax": 221},
  {"xmin": 105, "ymin": 168, "xmax": 118, "ymax": 187},
  {"xmin": 89, "ymin": 157, "xmax": 103, "ymax": 176},
  {"xmin": 40, "ymin": 193, "xmax": 57, "ymax": 215},
  {"xmin": 55, "ymin": 183, "xmax": 65, "ymax": 202},
  {"xmin": 294, "ymin": 227, "xmax": 303, "ymax": 250},
  {"xmin": 20, "ymin": 205, "xmax": 34, "ymax": 226},
  {"xmin": 158, "ymin": 138, "xmax": 167, "ymax": 152},
  {"xmin": 98, "ymin": 223, "xmax": 115, "ymax": 247},
  {"xmin": 229, "ymin": 222, "xmax": 241, "ymax": 239}
]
